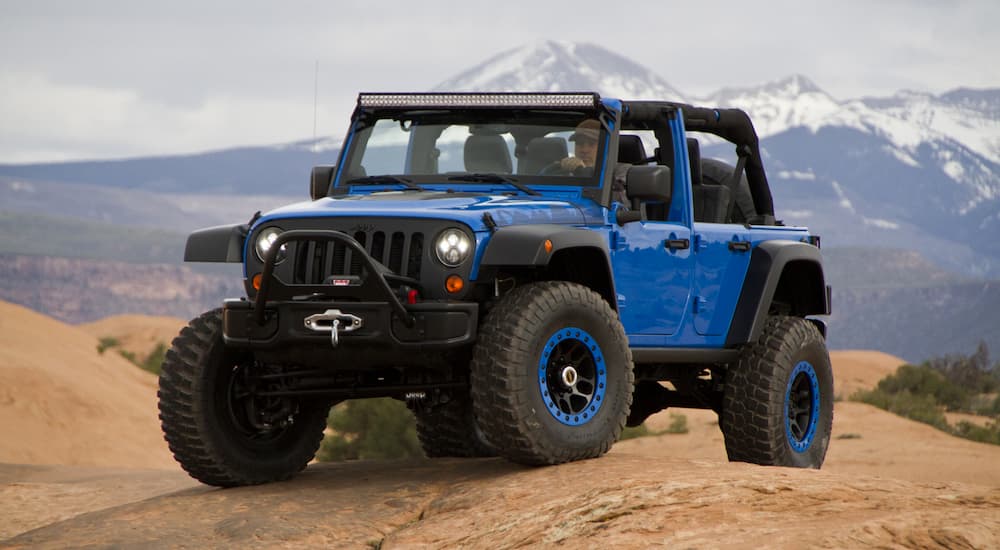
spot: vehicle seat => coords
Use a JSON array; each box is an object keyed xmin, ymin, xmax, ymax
[
  {"xmin": 464, "ymin": 135, "xmax": 513, "ymax": 173},
  {"xmin": 688, "ymin": 137, "xmax": 732, "ymax": 223},
  {"xmin": 617, "ymin": 134, "xmax": 647, "ymax": 165},
  {"xmin": 521, "ymin": 136, "xmax": 567, "ymax": 174}
]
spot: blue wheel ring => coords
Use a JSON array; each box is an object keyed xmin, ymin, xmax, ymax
[
  {"xmin": 785, "ymin": 361, "xmax": 821, "ymax": 453},
  {"xmin": 538, "ymin": 327, "xmax": 607, "ymax": 426}
]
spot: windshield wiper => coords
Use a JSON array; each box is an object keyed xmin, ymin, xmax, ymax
[
  {"xmin": 447, "ymin": 173, "xmax": 540, "ymax": 196},
  {"xmin": 346, "ymin": 175, "xmax": 425, "ymax": 191}
]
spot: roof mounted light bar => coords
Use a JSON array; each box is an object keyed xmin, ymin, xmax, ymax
[{"xmin": 357, "ymin": 92, "xmax": 600, "ymax": 109}]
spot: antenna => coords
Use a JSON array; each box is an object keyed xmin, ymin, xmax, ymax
[{"xmin": 312, "ymin": 60, "xmax": 319, "ymax": 152}]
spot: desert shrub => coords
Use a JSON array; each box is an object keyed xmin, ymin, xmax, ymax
[
  {"xmin": 874, "ymin": 364, "xmax": 970, "ymax": 411},
  {"xmin": 619, "ymin": 413, "xmax": 688, "ymax": 439},
  {"xmin": 925, "ymin": 341, "xmax": 1000, "ymax": 395},
  {"xmin": 140, "ymin": 342, "xmax": 167, "ymax": 375},
  {"xmin": 951, "ymin": 420, "xmax": 1000, "ymax": 445},
  {"xmin": 97, "ymin": 336, "xmax": 119, "ymax": 354},
  {"xmin": 316, "ymin": 398, "xmax": 422, "ymax": 462},
  {"xmin": 620, "ymin": 424, "xmax": 651, "ymax": 440},
  {"xmin": 855, "ymin": 344, "xmax": 1000, "ymax": 446},
  {"xmin": 665, "ymin": 413, "xmax": 689, "ymax": 434},
  {"xmin": 853, "ymin": 388, "xmax": 949, "ymax": 431}
]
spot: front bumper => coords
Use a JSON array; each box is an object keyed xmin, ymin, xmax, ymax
[
  {"xmin": 229, "ymin": 228, "xmax": 477, "ymax": 351},
  {"xmin": 223, "ymin": 298, "xmax": 478, "ymax": 349}
]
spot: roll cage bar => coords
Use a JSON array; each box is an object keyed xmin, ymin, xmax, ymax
[{"xmin": 347, "ymin": 93, "xmax": 774, "ymax": 218}]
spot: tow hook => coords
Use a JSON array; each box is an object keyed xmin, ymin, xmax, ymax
[{"xmin": 303, "ymin": 309, "xmax": 363, "ymax": 348}]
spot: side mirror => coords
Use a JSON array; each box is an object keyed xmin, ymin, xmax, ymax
[
  {"xmin": 625, "ymin": 165, "xmax": 672, "ymax": 204},
  {"xmin": 310, "ymin": 165, "xmax": 336, "ymax": 200},
  {"xmin": 617, "ymin": 165, "xmax": 672, "ymax": 225}
]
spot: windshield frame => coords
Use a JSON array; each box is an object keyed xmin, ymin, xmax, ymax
[{"xmin": 332, "ymin": 108, "xmax": 610, "ymax": 194}]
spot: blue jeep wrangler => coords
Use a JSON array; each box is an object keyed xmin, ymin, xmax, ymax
[{"xmin": 159, "ymin": 93, "xmax": 833, "ymax": 487}]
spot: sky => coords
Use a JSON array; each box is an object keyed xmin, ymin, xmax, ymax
[{"xmin": 1, "ymin": 0, "xmax": 998, "ymax": 164}]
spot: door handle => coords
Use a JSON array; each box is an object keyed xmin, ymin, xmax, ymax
[
  {"xmin": 665, "ymin": 238, "xmax": 690, "ymax": 250},
  {"xmin": 728, "ymin": 240, "xmax": 751, "ymax": 252}
]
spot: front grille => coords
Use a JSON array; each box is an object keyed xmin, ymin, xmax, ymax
[{"xmin": 292, "ymin": 230, "xmax": 424, "ymax": 284}]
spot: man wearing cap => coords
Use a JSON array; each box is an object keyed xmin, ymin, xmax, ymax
[{"xmin": 546, "ymin": 119, "xmax": 600, "ymax": 175}]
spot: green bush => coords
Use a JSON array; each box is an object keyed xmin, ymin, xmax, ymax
[
  {"xmin": 853, "ymin": 388, "xmax": 949, "ymax": 431},
  {"xmin": 950, "ymin": 420, "xmax": 1000, "ymax": 446},
  {"xmin": 875, "ymin": 364, "xmax": 969, "ymax": 411},
  {"xmin": 620, "ymin": 424, "xmax": 651, "ymax": 440},
  {"xmin": 96, "ymin": 336, "xmax": 120, "ymax": 354},
  {"xmin": 316, "ymin": 398, "xmax": 422, "ymax": 461},
  {"xmin": 852, "ymin": 343, "xmax": 1000, "ymax": 447},
  {"xmin": 665, "ymin": 413, "xmax": 689, "ymax": 434},
  {"xmin": 138, "ymin": 342, "xmax": 167, "ymax": 375},
  {"xmin": 619, "ymin": 413, "xmax": 689, "ymax": 440},
  {"xmin": 926, "ymin": 341, "xmax": 1000, "ymax": 395}
]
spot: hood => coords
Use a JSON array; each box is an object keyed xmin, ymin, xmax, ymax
[{"xmin": 256, "ymin": 191, "xmax": 606, "ymax": 231}]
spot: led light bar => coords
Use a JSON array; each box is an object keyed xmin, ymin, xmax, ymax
[{"xmin": 357, "ymin": 92, "xmax": 599, "ymax": 109}]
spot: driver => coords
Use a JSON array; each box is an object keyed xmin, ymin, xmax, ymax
[{"xmin": 556, "ymin": 119, "xmax": 600, "ymax": 173}]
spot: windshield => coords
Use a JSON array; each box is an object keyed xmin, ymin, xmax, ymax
[{"xmin": 338, "ymin": 110, "xmax": 607, "ymax": 190}]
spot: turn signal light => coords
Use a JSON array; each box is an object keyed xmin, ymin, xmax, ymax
[
  {"xmin": 544, "ymin": 239, "xmax": 553, "ymax": 254},
  {"xmin": 445, "ymin": 275, "xmax": 464, "ymax": 294},
  {"xmin": 252, "ymin": 273, "xmax": 262, "ymax": 290}
]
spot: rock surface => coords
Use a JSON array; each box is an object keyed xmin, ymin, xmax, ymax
[{"xmin": 2, "ymin": 301, "xmax": 999, "ymax": 548}]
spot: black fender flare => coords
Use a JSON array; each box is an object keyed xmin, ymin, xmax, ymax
[
  {"xmin": 480, "ymin": 225, "xmax": 610, "ymax": 267},
  {"xmin": 725, "ymin": 240, "xmax": 830, "ymax": 347},
  {"xmin": 184, "ymin": 224, "xmax": 247, "ymax": 263},
  {"xmin": 479, "ymin": 225, "xmax": 617, "ymax": 308}
]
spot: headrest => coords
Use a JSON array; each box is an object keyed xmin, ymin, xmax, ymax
[
  {"xmin": 687, "ymin": 138, "xmax": 702, "ymax": 185},
  {"xmin": 618, "ymin": 134, "xmax": 647, "ymax": 165},
  {"xmin": 522, "ymin": 137, "xmax": 568, "ymax": 174},
  {"xmin": 464, "ymin": 135, "xmax": 512, "ymax": 173}
]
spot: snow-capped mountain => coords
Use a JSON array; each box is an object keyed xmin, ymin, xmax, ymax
[
  {"xmin": 432, "ymin": 42, "xmax": 1000, "ymax": 276},
  {"xmin": 434, "ymin": 40, "xmax": 688, "ymax": 102},
  {"xmin": 707, "ymin": 75, "xmax": 1000, "ymax": 211}
]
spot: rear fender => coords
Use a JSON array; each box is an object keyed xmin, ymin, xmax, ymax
[{"xmin": 725, "ymin": 240, "xmax": 830, "ymax": 346}]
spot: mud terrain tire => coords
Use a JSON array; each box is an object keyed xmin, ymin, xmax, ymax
[
  {"xmin": 158, "ymin": 309, "xmax": 330, "ymax": 487},
  {"xmin": 471, "ymin": 281, "xmax": 633, "ymax": 465},
  {"xmin": 411, "ymin": 394, "xmax": 496, "ymax": 458},
  {"xmin": 721, "ymin": 315, "xmax": 833, "ymax": 468}
]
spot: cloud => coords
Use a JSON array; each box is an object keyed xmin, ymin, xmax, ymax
[
  {"xmin": 1, "ymin": 0, "xmax": 997, "ymax": 162},
  {"xmin": 0, "ymin": 72, "xmax": 358, "ymax": 162}
]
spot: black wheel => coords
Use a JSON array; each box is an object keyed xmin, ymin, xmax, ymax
[
  {"xmin": 158, "ymin": 309, "xmax": 330, "ymax": 487},
  {"xmin": 701, "ymin": 158, "xmax": 756, "ymax": 223},
  {"xmin": 470, "ymin": 281, "xmax": 633, "ymax": 465},
  {"xmin": 721, "ymin": 316, "xmax": 833, "ymax": 468},
  {"xmin": 411, "ymin": 393, "xmax": 496, "ymax": 458}
]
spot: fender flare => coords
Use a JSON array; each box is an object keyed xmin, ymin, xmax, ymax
[
  {"xmin": 479, "ymin": 225, "xmax": 617, "ymax": 308},
  {"xmin": 184, "ymin": 224, "xmax": 247, "ymax": 263},
  {"xmin": 479, "ymin": 225, "xmax": 610, "ymax": 268},
  {"xmin": 725, "ymin": 240, "xmax": 830, "ymax": 347}
]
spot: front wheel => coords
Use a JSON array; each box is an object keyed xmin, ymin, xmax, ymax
[
  {"xmin": 411, "ymin": 392, "xmax": 496, "ymax": 458},
  {"xmin": 721, "ymin": 315, "xmax": 833, "ymax": 468},
  {"xmin": 471, "ymin": 281, "xmax": 634, "ymax": 465},
  {"xmin": 158, "ymin": 309, "xmax": 330, "ymax": 487}
]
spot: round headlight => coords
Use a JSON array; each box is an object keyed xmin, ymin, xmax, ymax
[
  {"xmin": 255, "ymin": 227, "xmax": 287, "ymax": 264},
  {"xmin": 435, "ymin": 228, "xmax": 472, "ymax": 267}
]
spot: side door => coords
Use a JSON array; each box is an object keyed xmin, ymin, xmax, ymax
[
  {"xmin": 610, "ymin": 219, "xmax": 693, "ymax": 339},
  {"xmin": 691, "ymin": 222, "xmax": 752, "ymax": 336}
]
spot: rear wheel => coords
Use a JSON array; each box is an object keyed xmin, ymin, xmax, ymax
[
  {"xmin": 158, "ymin": 309, "xmax": 330, "ymax": 487},
  {"xmin": 471, "ymin": 281, "xmax": 633, "ymax": 465},
  {"xmin": 411, "ymin": 392, "xmax": 496, "ymax": 458},
  {"xmin": 721, "ymin": 315, "xmax": 833, "ymax": 468}
]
